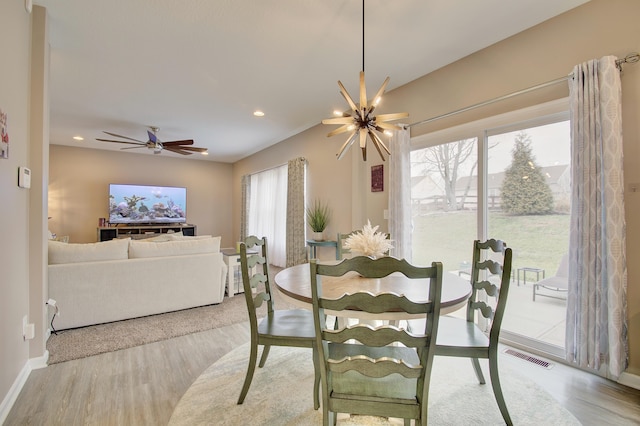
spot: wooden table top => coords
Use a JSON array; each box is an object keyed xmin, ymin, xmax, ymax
[{"xmin": 274, "ymin": 262, "xmax": 472, "ymax": 319}]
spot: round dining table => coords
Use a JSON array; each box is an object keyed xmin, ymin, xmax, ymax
[{"xmin": 274, "ymin": 262, "xmax": 472, "ymax": 321}]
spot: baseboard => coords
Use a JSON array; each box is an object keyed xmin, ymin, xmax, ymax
[
  {"xmin": 30, "ymin": 350, "xmax": 50, "ymax": 370},
  {"xmin": 618, "ymin": 371, "xmax": 640, "ymax": 390},
  {"xmin": 0, "ymin": 361, "xmax": 32, "ymax": 425},
  {"xmin": 0, "ymin": 350, "xmax": 49, "ymax": 424}
]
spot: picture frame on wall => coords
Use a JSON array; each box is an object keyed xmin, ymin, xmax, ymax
[
  {"xmin": 371, "ymin": 164, "xmax": 383, "ymax": 192},
  {"xmin": 0, "ymin": 109, "xmax": 8, "ymax": 159}
]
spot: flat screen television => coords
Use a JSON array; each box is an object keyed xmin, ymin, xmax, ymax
[{"xmin": 109, "ymin": 184, "xmax": 187, "ymax": 224}]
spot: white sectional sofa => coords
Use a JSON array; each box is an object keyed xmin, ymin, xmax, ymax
[{"xmin": 48, "ymin": 235, "xmax": 227, "ymax": 330}]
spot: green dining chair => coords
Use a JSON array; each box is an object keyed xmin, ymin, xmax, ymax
[
  {"xmin": 310, "ymin": 256, "xmax": 443, "ymax": 426},
  {"xmin": 236, "ymin": 236, "xmax": 320, "ymax": 409},
  {"xmin": 435, "ymin": 239, "xmax": 514, "ymax": 425}
]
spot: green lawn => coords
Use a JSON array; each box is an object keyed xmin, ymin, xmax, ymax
[{"xmin": 411, "ymin": 211, "xmax": 569, "ymax": 280}]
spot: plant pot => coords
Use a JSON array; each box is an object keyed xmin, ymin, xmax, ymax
[{"xmin": 312, "ymin": 231, "xmax": 324, "ymax": 241}]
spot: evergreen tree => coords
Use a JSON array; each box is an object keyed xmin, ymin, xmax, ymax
[{"xmin": 500, "ymin": 132, "xmax": 554, "ymax": 215}]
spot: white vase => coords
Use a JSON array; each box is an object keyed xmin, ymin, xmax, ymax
[{"xmin": 312, "ymin": 231, "xmax": 324, "ymax": 241}]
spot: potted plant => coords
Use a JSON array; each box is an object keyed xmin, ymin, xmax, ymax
[{"xmin": 306, "ymin": 199, "xmax": 330, "ymax": 241}]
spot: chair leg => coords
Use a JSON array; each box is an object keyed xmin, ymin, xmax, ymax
[
  {"xmin": 489, "ymin": 351, "xmax": 513, "ymax": 426},
  {"xmin": 471, "ymin": 357, "xmax": 486, "ymax": 384},
  {"xmin": 312, "ymin": 346, "xmax": 320, "ymax": 410},
  {"xmin": 237, "ymin": 340, "xmax": 259, "ymax": 404},
  {"xmin": 258, "ymin": 344, "xmax": 271, "ymax": 368}
]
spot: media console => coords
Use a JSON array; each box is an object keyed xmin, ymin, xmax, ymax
[{"xmin": 97, "ymin": 224, "xmax": 197, "ymax": 241}]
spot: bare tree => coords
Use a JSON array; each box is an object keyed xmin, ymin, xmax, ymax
[{"xmin": 412, "ymin": 139, "xmax": 475, "ymax": 210}]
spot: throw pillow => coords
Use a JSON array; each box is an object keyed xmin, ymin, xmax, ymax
[
  {"xmin": 128, "ymin": 236, "xmax": 221, "ymax": 258},
  {"xmin": 48, "ymin": 238, "xmax": 131, "ymax": 265}
]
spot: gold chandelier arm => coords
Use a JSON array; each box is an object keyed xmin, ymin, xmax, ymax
[
  {"xmin": 359, "ymin": 71, "xmax": 367, "ymax": 109},
  {"xmin": 322, "ymin": 117, "xmax": 354, "ymax": 125},
  {"xmin": 368, "ymin": 131, "xmax": 386, "ymax": 161},
  {"xmin": 375, "ymin": 122, "xmax": 404, "ymax": 132},
  {"xmin": 336, "ymin": 131, "xmax": 359, "ymax": 160},
  {"xmin": 369, "ymin": 130, "xmax": 391, "ymax": 156},
  {"xmin": 372, "ymin": 76, "xmax": 390, "ymax": 106},
  {"xmin": 327, "ymin": 124, "xmax": 355, "ymax": 137},
  {"xmin": 338, "ymin": 81, "xmax": 359, "ymax": 111},
  {"xmin": 376, "ymin": 112, "xmax": 409, "ymax": 122}
]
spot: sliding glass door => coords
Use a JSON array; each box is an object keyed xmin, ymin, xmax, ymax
[
  {"xmin": 410, "ymin": 100, "xmax": 570, "ymax": 355},
  {"xmin": 486, "ymin": 119, "xmax": 570, "ymax": 356}
]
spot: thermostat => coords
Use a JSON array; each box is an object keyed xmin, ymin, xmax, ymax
[{"xmin": 18, "ymin": 166, "xmax": 31, "ymax": 188}]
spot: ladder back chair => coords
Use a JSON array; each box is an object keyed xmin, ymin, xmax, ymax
[
  {"xmin": 435, "ymin": 239, "xmax": 513, "ymax": 425},
  {"xmin": 310, "ymin": 256, "xmax": 443, "ymax": 426},
  {"xmin": 237, "ymin": 236, "xmax": 320, "ymax": 409}
]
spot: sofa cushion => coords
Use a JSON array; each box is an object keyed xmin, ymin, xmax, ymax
[
  {"xmin": 128, "ymin": 236, "xmax": 221, "ymax": 258},
  {"xmin": 48, "ymin": 238, "xmax": 131, "ymax": 265}
]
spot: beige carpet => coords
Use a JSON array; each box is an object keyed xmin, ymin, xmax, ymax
[
  {"xmin": 46, "ymin": 294, "xmax": 253, "ymax": 364},
  {"xmin": 169, "ymin": 344, "xmax": 581, "ymax": 426}
]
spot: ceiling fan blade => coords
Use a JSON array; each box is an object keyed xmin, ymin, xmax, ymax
[
  {"xmin": 161, "ymin": 139, "xmax": 195, "ymax": 146},
  {"xmin": 102, "ymin": 131, "xmax": 146, "ymax": 143},
  {"xmin": 120, "ymin": 145, "xmax": 148, "ymax": 150},
  {"xmin": 164, "ymin": 146, "xmax": 192, "ymax": 155},
  {"xmin": 173, "ymin": 146, "xmax": 207, "ymax": 152},
  {"xmin": 96, "ymin": 138, "xmax": 145, "ymax": 146},
  {"xmin": 147, "ymin": 130, "xmax": 158, "ymax": 144}
]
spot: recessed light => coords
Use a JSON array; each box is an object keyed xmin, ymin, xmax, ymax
[
  {"xmin": 73, "ymin": 136, "xmax": 84, "ymax": 141},
  {"xmin": 253, "ymin": 110, "xmax": 265, "ymax": 117}
]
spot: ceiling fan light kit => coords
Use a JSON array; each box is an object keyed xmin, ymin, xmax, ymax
[
  {"xmin": 322, "ymin": 0, "xmax": 408, "ymax": 162},
  {"xmin": 96, "ymin": 126, "xmax": 208, "ymax": 156}
]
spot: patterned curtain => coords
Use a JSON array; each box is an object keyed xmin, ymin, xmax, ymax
[
  {"xmin": 388, "ymin": 127, "xmax": 412, "ymax": 262},
  {"xmin": 286, "ymin": 157, "xmax": 307, "ymax": 266},
  {"xmin": 240, "ymin": 174, "xmax": 250, "ymax": 242},
  {"xmin": 566, "ymin": 56, "xmax": 628, "ymax": 378}
]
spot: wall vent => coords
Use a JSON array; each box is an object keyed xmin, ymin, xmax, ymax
[{"xmin": 504, "ymin": 348, "xmax": 554, "ymax": 369}]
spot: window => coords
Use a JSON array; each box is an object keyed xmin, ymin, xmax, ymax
[{"xmin": 247, "ymin": 164, "xmax": 288, "ymax": 267}]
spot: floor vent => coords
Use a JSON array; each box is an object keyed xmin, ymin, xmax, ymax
[{"xmin": 504, "ymin": 349, "xmax": 554, "ymax": 369}]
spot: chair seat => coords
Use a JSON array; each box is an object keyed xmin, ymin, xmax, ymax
[
  {"xmin": 435, "ymin": 315, "xmax": 489, "ymax": 350},
  {"xmin": 257, "ymin": 309, "xmax": 316, "ymax": 339}
]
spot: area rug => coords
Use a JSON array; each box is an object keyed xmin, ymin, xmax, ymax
[
  {"xmin": 46, "ymin": 294, "xmax": 254, "ymax": 364},
  {"xmin": 169, "ymin": 344, "xmax": 581, "ymax": 425}
]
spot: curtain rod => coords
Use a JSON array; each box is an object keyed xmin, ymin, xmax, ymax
[{"xmin": 406, "ymin": 52, "xmax": 639, "ymax": 130}]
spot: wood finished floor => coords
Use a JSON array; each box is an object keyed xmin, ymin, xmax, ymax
[{"xmin": 5, "ymin": 321, "xmax": 640, "ymax": 425}]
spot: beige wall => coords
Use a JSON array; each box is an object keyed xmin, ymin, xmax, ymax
[
  {"xmin": 49, "ymin": 145, "xmax": 235, "ymax": 246},
  {"xmin": 0, "ymin": 0, "xmax": 34, "ymax": 413},
  {"xmin": 235, "ymin": 0, "xmax": 640, "ymax": 374}
]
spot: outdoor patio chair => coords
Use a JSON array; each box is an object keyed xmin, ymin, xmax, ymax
[
  {"xmin": 236, "ymin": 236, "xmax": 320, "ymax": 409},
  {"xmin": 435, "ymin": 239, "xmax": 514, "ymax": 425},
  {"xmin": 310, "ymin": 256, "xmax": 443, "ymax": 426},
  {"xmin": 533, "ymin": 253, "xmax": 569, "ymax": 301}
]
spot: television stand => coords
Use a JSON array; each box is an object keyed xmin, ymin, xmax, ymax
[{"xmin": 97, "ymin": 224, "xmax": 197, "ymax": 241}]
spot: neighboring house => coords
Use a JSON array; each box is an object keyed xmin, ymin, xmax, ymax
[{"xmin": 412, "ymin": 164, "xmax": 570, "ymax": 213}]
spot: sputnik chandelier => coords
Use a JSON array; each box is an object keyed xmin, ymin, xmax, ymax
[{"xmin": 322, "ymin": 0, "xmax": 408, "ymax": 161}]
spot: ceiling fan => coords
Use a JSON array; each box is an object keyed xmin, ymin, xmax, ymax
[{"xmin": 96, "ymin": 126, "xmax": 208, "ymax": 156}]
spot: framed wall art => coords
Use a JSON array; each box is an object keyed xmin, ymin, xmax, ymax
[{"xmin": 371, "ymin": 164, "xmax": 383, "ymax": 192}]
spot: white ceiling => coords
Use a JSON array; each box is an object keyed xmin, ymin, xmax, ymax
[{"xmin": 35, "ymin": 0, "xmax": 589, "ymax": 162}]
